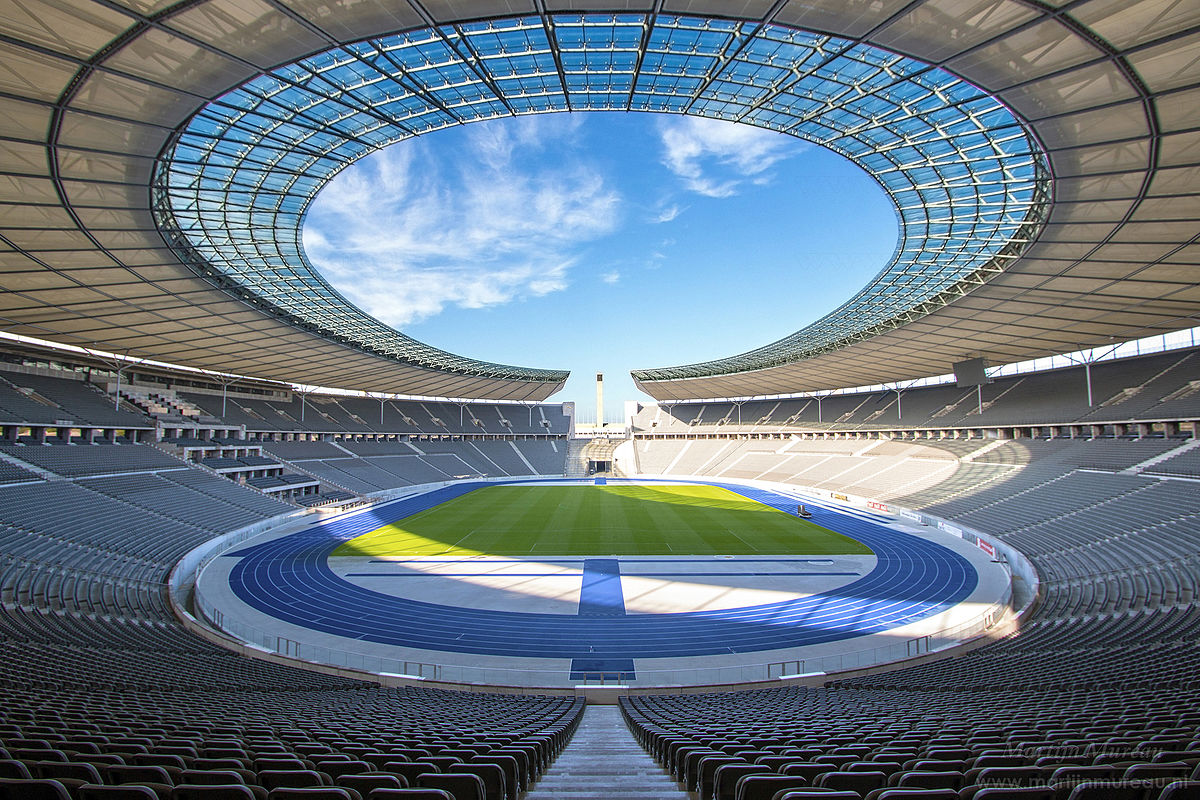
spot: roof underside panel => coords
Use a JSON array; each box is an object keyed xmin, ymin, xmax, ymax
[{"xmin": 0, "ymin": 0, "xmax": 1196, "ymax": 399}]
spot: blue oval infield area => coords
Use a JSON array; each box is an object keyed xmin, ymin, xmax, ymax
[{"xmin": 212, "ymin": 479, "xmax": 981, "ymax": 681}]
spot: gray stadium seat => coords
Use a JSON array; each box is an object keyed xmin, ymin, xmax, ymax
[
  {"xmin": 173, "ymin": 786, "xmax": 259, "ymax": 800},
  {"xmin": 736, "ymin": 775, "xmax": 811, "ymax": 800},
  {"xmin": 0, "ymin": 777, "xmax": 73, "ymax": 800},
  {"xmin": 964, "ymin": 789, "xmax": 1055, "ymax": 800},
  {"xmin": 415, "ymin": 773, "xmax": 485, "ymax": 800},
  {"xmin": 78, "ymin": 786, "xmax": 160, "ymax": 800},
  {"xmin": 1159, "ymin": 781, "xmax": 1200, "ymax": 800}
]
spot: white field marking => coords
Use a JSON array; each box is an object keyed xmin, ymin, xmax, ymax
[
  {"xmin": 619, "ymin": 574, "xmax": 822, "ymax": 614},
  {"xmin": 723, "ymin": 527, "xmax": 758, "ymax": 553}
]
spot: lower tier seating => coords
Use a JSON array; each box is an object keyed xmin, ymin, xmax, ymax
[
  {"xmin": 0, "ymin": 432, "xmax": 1195, "ymax": 799},
  {"xmin": 622, "ymin": 687, "xmax": 1200, "ymax": 800}
]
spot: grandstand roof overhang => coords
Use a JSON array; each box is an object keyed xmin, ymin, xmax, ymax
[{"xmin": 0, "ymin": 1, "xmax": 1197, "ymax": 401}]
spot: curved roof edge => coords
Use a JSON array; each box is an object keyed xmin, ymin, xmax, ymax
[
  {"xmin": 158, "ymin": 14, "xmax": 1044, "ymax": 397},
  {"xmin": 629, "ymin": 2, "xmax": 1196, "ymax": 400},
  {"xmin": 152, "ymin": 134, "xmax": 570, "ymax": 388},
  {"xmin": 0, "ymin": 1, "xmax": 1196, "ymax": 403}
]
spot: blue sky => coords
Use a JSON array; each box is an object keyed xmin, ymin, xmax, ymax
[{"xmin": 303, "ymin": 113, "xmax": 897, "ymax": 422}]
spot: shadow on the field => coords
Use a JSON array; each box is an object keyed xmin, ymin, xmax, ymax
[{"xmin": 596, "ymin": 484, "xmax": 781, "ymax": 513}]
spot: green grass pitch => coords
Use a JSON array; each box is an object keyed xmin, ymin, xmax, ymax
[{"xmin": 332, "ymin": 484, "xmax": 872, "ymax": 557}]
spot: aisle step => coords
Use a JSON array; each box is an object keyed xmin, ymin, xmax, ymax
[{"xmin": 525, "ymin": 704, "xmax": 688, "ymax": 800}]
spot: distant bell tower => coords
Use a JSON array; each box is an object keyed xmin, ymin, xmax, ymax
[{"xmin": 595, "ymin": 372, "xmax": 604, "ymax": 426}]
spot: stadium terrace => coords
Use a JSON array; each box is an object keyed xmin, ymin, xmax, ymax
[{"xmin": 1, "ymin": 2, "xmax": 1200, "ymax": 800}]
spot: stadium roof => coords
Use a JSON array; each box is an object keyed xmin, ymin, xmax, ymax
[{"xmin": 0, "ymin": 1, "xmax": 1197, "ymax": 401}]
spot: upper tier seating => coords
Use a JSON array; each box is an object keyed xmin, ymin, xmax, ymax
[
  {"xmin": 0, "ymin": 370, "xmax": 149, "ymax": 429},
  {"xmin": 633, "ymin": 347, "xmax": 1200, "ymax": 434},
  {"xmin": 178, "ymin": 393, "xmax": 572, "ymax": 436}
]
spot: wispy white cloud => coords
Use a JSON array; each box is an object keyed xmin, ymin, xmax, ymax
[
  {"xmin": 463, "ymin": 113, "xmax": 583, "ymax": 165},
  {"xmin": 303, "ymin": 118, "xmax": 620, "ymax": 327},
  {"xmin": 656, "ymin": 117, "xmax": 801, "ymax": 198},
  {"xmin": 601, "ymin": 270, "xmax": 621, "ymax": 284},
  {"xmin": 652, "ymin": 203, "xmax": 684, "ymax": 224},
  {"xmin": 643, "ymin": 237, "xmax": 674, "ymax": 270}
]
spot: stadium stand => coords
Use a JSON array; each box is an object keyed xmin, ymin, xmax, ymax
[
  {"xmin": 632, "ymin": 348, "xmax": 1200, "ymax": 436},
  {"xmin": 258, "ymin": 437, "xmax": 567, "ymax": 495},
  {"xmin": 0, "ymin": 444, "xmax": 187, "ymax": 479},
  {"xmin": 5, "ymin": 0, "xmax": 1200, "ymax": 795},
  {"xmin": 0, "ymin": 354, "xmax": 569, "ymax": 510},
  {"xmin": 0, "ymin": 346, "xmax": 1196, "ymax": 800},
  {"xmin": 157, "ymin": 471, "xmax": 302, "ymax": 519},
  {"xmin": 618, "ymin": 429, "xmax": 1200, "ymax": 799},
  {"xmin": 175, "ymin": 393, "xmax": 284, "ymax": 432},
  {"xmin": 1147, "ymin": 448, "xmax": 1200, "ymax": 479},
  {"xmin": 515, "ymin": 440, "xmax": 567, "ymax": 475},
  {"xmin": 3, "ymin": 355, "xmax": 1193, "ymax": 716},
  {"xmin": 0, "ymin": 372, "xmax": 583, "ymax": 799},
  {"xmin": 0, "ymin": 382, "xmax": 64, "ymax": 426},
  {"xmin": 0, "ymin": 458, "xmax": 40, "ymax": 485},
  {"xmin": 176, "ymin": 392, "xmax": 572, "ymax": 439},
  {"xmin": 0, "ymin": 648, "xmax": 582, "ymax": 798},
  {"xmin": 0, "ymin": 370, "xmax": 149, "ymax": 431},
  {"xmin": 0, "ymin": 367, "xmax": 1196, "ymax": 799},
  {"xmin": 256, "ymin": 441, "xmax": 348, "ymax": 461},
  {"xmin": 116, "ymin": 386, "xmax": 223, "ymax": 429},
  {"xmin": 621, "ymin": 686, "xmax": 1200, "ymax": 800}
]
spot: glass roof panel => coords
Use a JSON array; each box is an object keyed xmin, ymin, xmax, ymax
[{"xmin": 154, "ymin": 12, "xmax": 1048, "ymax": 383}]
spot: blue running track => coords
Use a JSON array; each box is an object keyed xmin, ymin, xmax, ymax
[{"xmin": 222, "ymin": 479, "xmax": 977, "ymax": 661}]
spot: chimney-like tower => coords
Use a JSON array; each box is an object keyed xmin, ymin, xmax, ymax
[{"xmin": 595, "ymin": 372, "xmax": 604, "ymax": 426}]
